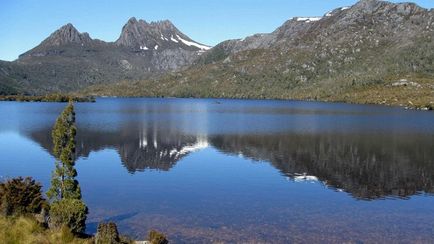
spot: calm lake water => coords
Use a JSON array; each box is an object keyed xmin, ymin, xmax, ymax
[{"xmin": 1, "ymin": 98, "xmax": 434, "ymax": 243}]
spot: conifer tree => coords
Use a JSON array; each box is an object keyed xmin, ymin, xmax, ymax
[
  {"xmin": 47, "ymin": 101, "xmax": 81, "ymax": 201},
  {"xmin": 47, "ymin": 101, "xmax": 88, "ymax": 234}
]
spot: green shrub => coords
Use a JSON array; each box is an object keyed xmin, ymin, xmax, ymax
[
  {"xmin": 0, "ymin": 177, "xmax": 47, "ymax": 216},
  {"xmin": 49, "ymin": 198, "xmax": 88, "ymax": 234},
  {"xmin": 148, "ymin": 229, "xmax": 169, "ymax": 244},
  {"xmin": 95, "ymin": 222, "xmax": 120, "ymax": 244}
]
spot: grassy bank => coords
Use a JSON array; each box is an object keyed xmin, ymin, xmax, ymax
[
  {"xmin": 0, "ymin": 215, "xmax": 169, "ymax": 244},
  {"xmin": 0, "ymin": 216, "xmax": 91, "ymax": 244}
]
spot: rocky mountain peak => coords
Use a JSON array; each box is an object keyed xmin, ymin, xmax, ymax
[
  {"xmin": 351, "ymin": 0, "xmax": 426, "ymax": 15},
  {"xmin": 40, "ymin": 23, "xmax": 93, "ymax": 47},
  {"xmin": 115, "ymin": 17, "xmax": 210, "ymax": 51},
  {"xmin": 355, "ymin": 0, "xmax": 383, "ymax": 8},
  {"xmin": 151, "ymin": 20, "xmax": 176, "ymax": 30},
  {"xmin": 127, "ymin": 17, "xmax": 138, "ymax": 24}
]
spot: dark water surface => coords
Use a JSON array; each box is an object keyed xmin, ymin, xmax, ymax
[{"xmin": 1, "ymin": 98, "xmax": 434, "ymax": 243}]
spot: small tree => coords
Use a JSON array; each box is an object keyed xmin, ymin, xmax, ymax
[
  {"xmin": 47, "ymin": 101, "xmax": 81, "ymax": 201},
  {"xmin": 0, "ymin": 177, "xmax": 47, "ymax": 216},
  {"xmin": 95, "ymin": 222, "xmax": 120, "ymax": 244},
  {"xmin": 47, "ymin": 102, "xmax": 81, "ymax": 200},
  {"xmin": 47, "ymin": 101, "xmax": 87, "ymax": 233}
]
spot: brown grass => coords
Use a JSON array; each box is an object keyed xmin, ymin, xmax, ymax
[{"xmin": 0, "ymin": 216, "xmax": 92, "ymax": 244}]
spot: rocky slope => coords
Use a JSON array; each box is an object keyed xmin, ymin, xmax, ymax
[
  {"xmin": 88, "ymin": 0, "xmax": 434, "ymax": 109},
  {"xmin": 0, "ymin": 18, "xmax": 210, "ymax": 94}
]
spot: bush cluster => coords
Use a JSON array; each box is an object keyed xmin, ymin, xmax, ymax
[
  {"xmin": 95, "ymin": 222, "xmax": 120, "ymax": 244},
  {"xmin": 149, "ymin": 230, "xmax": 169, "ymax": 244},
  {"xmin": 49, "ymin": 198, "xmax": 88, "ymax": 234},
  {"xmin": 0, "ymin": 177, "xmax": 48, "ymax": 216}
]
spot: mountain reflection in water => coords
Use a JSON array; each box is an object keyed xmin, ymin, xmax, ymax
[
  {"xmin": 28, "ymin": 121, "xmax": 434, "ymax": 200},
  {"xmin": 2, "ymin": 98, "xmax": 434, "ymax": 242}
]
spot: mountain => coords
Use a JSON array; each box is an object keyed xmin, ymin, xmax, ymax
[
  {"xmin": 1, "ymin": 0, "xmax": 434, "ymax": 109},
  {"xmin": 115, "ymin": 17, "xmax": 210, "ymax": 51},
  {"xmin": 23, "ymin": 23, "xmax": 94, "ymax": 53},
  {"xmin": 88, "ymin": 0, "xmax": 434, "ymax": 109},
  {"xmin": 0, "ymin": 18, "xmax": 210, "ymax": 94}
]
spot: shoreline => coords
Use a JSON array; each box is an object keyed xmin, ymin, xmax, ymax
[
  {"xmin": 89, "ymin": 95, "xmax": 434, "ymax": 111},
  {"xmin": 0, "ymin": 94, "xmax": 95, "ymax": 103},
  {"xmin": 1, "ymin": 94, "xmax": 432, "ymax": 111}
]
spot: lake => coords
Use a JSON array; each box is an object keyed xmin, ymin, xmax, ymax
[{"xmin": 1, "ymin": 98, "xmax": 434, "ymax": 243}]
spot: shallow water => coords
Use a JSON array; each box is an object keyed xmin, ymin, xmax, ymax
[{"xmin": 1, "ymin": 98, "xmax": 434, "ymax": 243}]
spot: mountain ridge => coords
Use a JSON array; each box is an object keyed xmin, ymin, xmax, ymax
[
  {"xmin": 1, "ymin": 0, "xmax": 434, "ymax": 109},
  {"xmin": 86, "ymin": 0, "xmax": 434, "ymax": 109},
  {"xmin": 0, "ymin": 18, "xmax": 211, "ymax": 94}
]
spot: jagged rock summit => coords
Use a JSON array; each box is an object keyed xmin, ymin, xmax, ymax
[
  {"xmin": 21, "ymin": 18, "xmax": 210, "ymax": 58},
  {"xmin": 19, "ymin": 23, "xmax": 98, "ymax": 58},
  {"xmin": 4, "ymin": 18, "xmax": 212, "ymax": 94},
  {"xmin": 40, "ymin": 23, "xmax": 93, "ymax": 47},
  {"xmin": 115, "ymin": 17, "xmax": 210, "ymax": 51}
]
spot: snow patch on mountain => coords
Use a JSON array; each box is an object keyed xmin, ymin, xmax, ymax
[
  {"xmin": 176, "ymin": 35, "xmax": 211, "ymax": 50},
  {"xmin": 295, "ymin": 17, "xmax": 322, "ymax": 22},
  {"xmin": 170, "ymin": 35, "xmax": 179, "ymax": 43},
  {"xmin": 326, "ymin": 6, "xmax": 350, "ymax": 17}
]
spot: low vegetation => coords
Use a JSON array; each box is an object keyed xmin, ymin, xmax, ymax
[
  {"xmin": 0, "ymin": 216, "xmax": 91, "ymax": 244},
  {"xmin": 149, "ymin": 230, "xmax": 169, "ymax": 244},
  {"xmin": 49, "ymin": 199, "xmax": 88, "ymax": 234},
  {"xmin": 0, "ymin": 176, "xmax": 90, "ymax": 243},
  {"xmin": 94, "ymin": 222, "xmax": 140, "ymax": 244},
  {"xmin": 0, "ymin": 94, "xmax": 95, "ymax": 102},
  {"xmin": 0, "ymin": 177, "xmax": 48, "ymax": 217},
  {"xmin": 95, "ymin": 222, "xmax": 121, "ymax": 244},
  {"xmin": 85, "ymin": 73, "xmax": 434, "ymax": 110},
  {"xmin": 0, "ymin": 215, "xmax": 168, "ymax": 244}
]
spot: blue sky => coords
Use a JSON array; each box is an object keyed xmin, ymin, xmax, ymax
[{"xmin": 1, "ymin": 0, "xmax": 433, "ymax": 61}]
